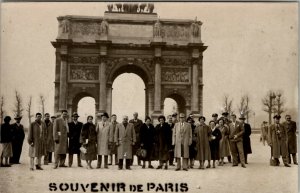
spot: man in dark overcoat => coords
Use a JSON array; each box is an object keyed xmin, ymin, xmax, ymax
[
  {"xmin": 129, "ymin": 112, "xmax": 143, "ymax": 166},
  {"xmin": 68, "ymin": 112, "xmax": 83, "ymax": 167},
  {"xmin": 283, "ymin": 115, "xmax": 297, "ymax": 165},
  {"xmin": 10, "ymin": 115, "xmax": 25, "ymax": 164},
  {"xmin": 44, "ymin": 113, "xmax": 54, "ymax": 165}
]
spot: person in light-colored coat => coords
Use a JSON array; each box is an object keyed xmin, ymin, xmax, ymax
[
  {"xmin": 114, "ymin": 115, "xmax": 136, "ymax": 170},
  {"xmin": 96, "ymin": 112, "xmax": 111, "ymax": 169},
  {"xmin": 28, "ymin": 113, "xmax": 47, "ymax": 170},
  {"xmin": 268, "ymin": 115, "xmax": 290, "ymax": 167},
  {"xmin": 108, "ymin": 114, "xmax": 118, "ymax": 165},
  {"xmin": 53, "ymin": 110, "xmax": 69, "ymax": 169},
  {"xmin": 172, "ymin": 113, "xmax": 192, "ymax": 171}
]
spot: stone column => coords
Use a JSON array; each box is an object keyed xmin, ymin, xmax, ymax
[
  {"xmin": 107, "ymin": 85, "xmax": 112, "ymax": 116},
  {"xmin": 154, "ymin": 58, "xmax": 161, "ymax": 112},
  {"xmin": 145, "ymin": 88, "xmax": 149, "ymax": 117},
  {"xmin": 191, "ymin": 58, "xmax": 199, "ymax": 113},
  {"xmin": 99, "ymin": 58, "xmax": 107, "ymax": 113},
  {"xmin": 59, "ymin": 54, "xmax": 68, "ymax": 111}
]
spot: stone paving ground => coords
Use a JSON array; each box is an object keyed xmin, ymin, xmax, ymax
[{"xmin": 0, "ymin": 134, "xmax": 298, "ymax": 193}]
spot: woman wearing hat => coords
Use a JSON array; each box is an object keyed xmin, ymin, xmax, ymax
[
  {"xmin": 96, "ymin": 112, "xmax": 111, "ymax": 169},
  {"xmin": 80, "ymin": 115, "xmax": 97, "ymax": 169},
  {"xmin": 155, "ymin": 115, "xmax": 172, "ymax": 170},
  {"xmin": 140, "ymin": 116, "xmax": 155, "ymax": 169},
  {"xmin": 195, "ymin": 116, "xmax": 211, "ymax": 169},
  {"xmin": 218, "ymin": 118, "xmax": 230, "ymax": 166},
  {"xmin": 0, "ymin": 116, "xmax": 13, "ymax": 167}
]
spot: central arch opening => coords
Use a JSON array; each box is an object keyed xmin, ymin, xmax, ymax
[
  {"xmin": 112, "ymin": 73, "xmax": 145, "ymax": 121},
  {"xmin": 77, "ymin": 96, "xmax": 96, "ymax": 123}
]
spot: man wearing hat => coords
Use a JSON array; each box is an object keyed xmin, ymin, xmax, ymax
[
  {"xmin": 211, "ymin": 113, "xmax": 218, "ymax": 124},
  {"xmin": 172, "ymin": 113, "xmax": 192, "ymax": 171},
  {"xmin": 68, "ymin": 112, "xmax": 83, "ymax": 167},
  {"xmin": 96, "ymin": 112, "xmax": 111, "ymax": 169},
  {"xmin": 53, "ymin": 110, "xmax": 69, "ymax": 169},
  {"xmin": 240, "ymin": 115, "xmax": 252, "ymax": 164},
  {"xmin": 268, "ymin": 115, "xmax": 290, "ymax": 167},
  {"xmin": 10, "ymin": 115, "xmax": 25, "ymax": 164},
  {"xmin": 228, "ymin": 114, "xmax": 246, "ymax": 168}
]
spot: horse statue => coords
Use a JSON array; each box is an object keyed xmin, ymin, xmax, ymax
[
  {"xmin": 116, "ymin": 3, "xmax": 122, "ymax": 12},
  {"xmin": 107, "ymin": 4, "xmax": 113, "ymax": 12},
  {"xmin": 139, "ymin": 3, "xmax": 147, "ymax": 12},
  {"xmin": 147, "ymin": 3, "xmax": 154, "ymax": 13}
]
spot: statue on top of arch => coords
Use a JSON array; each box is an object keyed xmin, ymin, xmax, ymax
[
  {"xmin": 99, "ymin": 18, "xmax": 109, "ymax": 36},
  {"xmin": 106, "ymin": 3, "xmax": 155, "ymax": 13}
]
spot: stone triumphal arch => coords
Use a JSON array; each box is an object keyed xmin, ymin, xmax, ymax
[{"xmin": 52, "ymin": 4, "xmax": 207, "ymax": 120}]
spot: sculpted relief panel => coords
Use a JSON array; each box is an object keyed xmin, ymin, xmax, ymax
[
  {"xmin": 70, "ymin": 65, "xmax": 99, "ymax": 81},
  {"xmin": 161, "ymin": 67, "xmax": 190, "ymax": 83}
]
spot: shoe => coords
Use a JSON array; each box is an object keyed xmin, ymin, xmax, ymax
[
  {"xmin": 53, "ymin": 165, "xmax": 58, "ymax": 169},
  {"xmin": 170, "ymin": 164, "xmax": 175, "ymax": 166},
  {"xmin": 108, "ymin": 163, "xmax": 112, "ymax": 165},
  {"xmin": 241, "ymin": 164, "xmax": 246, "ymax": 168},
  {"xmin": 294, "ymin": 162, "xmax": 298, "ymax": 165},
  {"xmin": 232, "ymin": 164, "xmax": 238, "ymax": 167},
  {"xmin": 36, "ymin": 165, "xmax": 43, "ymax": 170},
  {"xmin": 148, "ymin": 165, "xmax": 154, "ymax": 169},
  {"xmin": 175, "ymin": 168, "xmax": 180, "ymax": 171},
  {"xmin": 183, "ymin": 168, "xmax": 188, "ymax": 171},
  {"xmin": 156, "ymin": 165, "xmax": 162, "ymax": 169},
  {"xmin": 213, "ymin": 165, "xmax": 216, "ymax": 168},
  {"xmin": 142, "ymin": 165, "xmax": 145, "ymax": 169},
  {"xmin": 126, "ymin": 167, "xmax": 131, "ymax": 170},
  {"xmin": 89, "ymin": 165, "xmax": 93, "ymax": 169},
  {"xmin": 284, "ymin": 163, "xmax": 291, "ymax": 167},
  {"xmin": 59, "ymin": 165, "xmax": 67, "ymax": 168},
  {"xmin": 245, "ymin": 162, "xmax": 248, "ymax": 164},
  {"xmin": 164, "ymin": 165, "xmax": 168, "ymax": 170},
  {"xmin": 104, "ymin": 166, "xmax": 109, "ymax": 169},
  {"xmin": 96, "ymin": 165, "xmax": 101, "ymax": 169},
  {"xmin": 78, "ymin": 164, "xmax": 83, "ymax": 167},
  {"xmin": 68, "ymin": 165, "xmax": 72, "ymax": 167},
  {"xmin": 30, "ymin": 168, "xmax": 34, "ymax": 171},
  {"xmin": 206, "ymin": 165, "xmax": 211, "ymax": 168},
  {"xmin": 0, "ymin": 163, "xmax": 5, "ymax": 167},
  {"xmin": 190, "ymin": 166, "xmax": 193, "ymax": 169}
]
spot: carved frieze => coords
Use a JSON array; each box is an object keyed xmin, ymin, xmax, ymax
[
  {"xmin": 162, "ymin": 67, "xmax": 190, "ymax": 83},
  {"xmin": 162, "ymin": 58, "xmax": 190, "ymax": 66},
  {"xmin": 68, "ymin": 56, "xmax": 100, "ymax": 64},
  {"xmin": 70, "ymin": 65, "xmax": 99, "ymax": 81},
  {"xmin": 71, "ymin": 22, "xmax": 100, "ymax": 37}
]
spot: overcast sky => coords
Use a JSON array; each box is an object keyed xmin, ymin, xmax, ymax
[{"xmin": 0, "ymin": 2, "xmax": 298, "ymax": 126}]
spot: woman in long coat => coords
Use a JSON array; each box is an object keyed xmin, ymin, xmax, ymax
[
  {"xmin": 1, "ymin": 116, "xmax": 13, "ymax": 167},
  {"xmin": 195, "ymin": 116, "xmax": 211, "ymax": 169},
  {"xmin": 96, "ymin": 112, "xmax": 110, "ymax": 168},
  {"xmin": 218, "ymin": 118, "xmax": 230, "ymax": 166},
  {"xmin": 140, "ymin": 116, "xmax": 155, "ymax": 169},
  {"xmin": 208, "ymin": 120, "xmax": 222, "ymax": 168},
  {"xmin": 80, "ymin": 115, "xmax": 97, "ymax": 169},
  {"xmin": 187, "ymin": 117, "xmax": 197, "ymax": 168},
  {"xmin": 155, "ymin": 115, "xmax": 172, "ymax": 170}
]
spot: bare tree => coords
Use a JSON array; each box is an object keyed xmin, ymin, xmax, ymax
[
  {"xmin": 237, "ymin": 94, "xmax": 252, "ymax": 123},
  {"xmin": 273, "ymin": 91, "xmax": 286, "ymax": 116},
  {"xmin": 262, "ymin": 90, "xmax": 276, "ymax": 124},
  {"xmin": 223, "ymin": 94, "xmax": 234, "ymax": 115},
  {"xmin": 26, "ymin": 96, "xmax": 33, "ymax": 125},
  {"xmin": 0, "ymin": 96, "xmax": 5, "ymax": 125},
  {"xmin": 39, "ymin": 94, "xmax": 46, "ymax": 118},
  {"xmin": 13, "ymin": 90, "xmax": 24, "ymax": 117}
]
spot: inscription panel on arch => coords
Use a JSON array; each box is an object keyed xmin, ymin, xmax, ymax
[
  {"xmin": 69, "ymin": 65, "xmax": 99, "ymax": 82},
  {"xmin": 161, "ymin": 67, "xmax": 191, "ymax": 84}
]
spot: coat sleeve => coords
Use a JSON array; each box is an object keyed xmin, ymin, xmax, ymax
[
  {"xmin": 53, "ymin": 119, "xmax": 59, "ymax": 141},
  {"xmin": 188, "ymin": 124, "xmax": 192, "ymax": 146},
  {"xmin": 132, "ymin": 125, "xmax": 136, "ymax": 144},
  {"xmin": 27, "ymin": 123, "xmax": 33, "ymax": 144},
  {"xmin": 114, "ymin": 124, "xmax": 119, "ymax": 145},
  {"xmin": 236, "ymin": 124, "xmax": 245, "ymax": 138},
  {"xmin": 108, "ymin": 123, "xmax": 113, "ymax": 143},
  {"xmin": 172, "ymin": 124, "xmax": 176, "ymax": 146}
]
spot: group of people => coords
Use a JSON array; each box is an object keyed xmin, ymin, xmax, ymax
[
  {"xmin": 0, "ymin": 110, "xmax": 297, "ymax": 171},
  {"xmin": 260, "ymin": 114, "xmax": 298, "ymax": 166}
]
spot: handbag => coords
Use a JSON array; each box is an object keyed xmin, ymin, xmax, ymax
[
  {"xmin": 80, "ymin": 146, "xmax": 87, "ymax": 154},
  {"xmin": 136, "ymin": 147, "xmax": 147, "ymax": 159}
]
